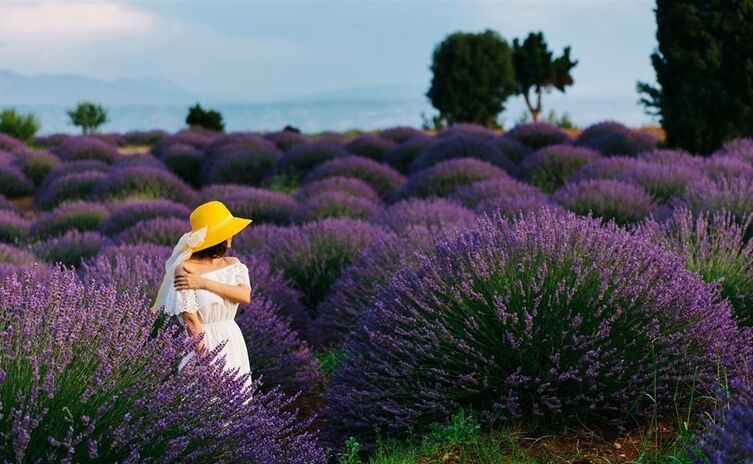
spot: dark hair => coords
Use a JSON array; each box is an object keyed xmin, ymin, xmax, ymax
[{"xmin": 192, "ymin": 240, "xmax": 228, "ymax": 259}]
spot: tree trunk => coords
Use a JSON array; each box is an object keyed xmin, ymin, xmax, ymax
[{"xmin": 523, "ymin": 87, "xmax": 543, "ymax": 122}]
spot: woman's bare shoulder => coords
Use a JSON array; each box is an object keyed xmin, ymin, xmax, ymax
[
  {"xmin": 224, "ymin": 256, "xmax": 241, "ymax": 265},
  {"xmin": 175, "ymin": 261, "xmax": 194, "ymax": 276}
]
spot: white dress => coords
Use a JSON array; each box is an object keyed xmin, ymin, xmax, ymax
[{"xmin": 172, "ymin": 262, "xmax": 251, "ymax": 376}]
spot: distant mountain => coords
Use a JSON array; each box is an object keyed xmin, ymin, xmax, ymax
[{"xmin": 0, "ymin": 69, "xmax": 200, "ymax": 105}]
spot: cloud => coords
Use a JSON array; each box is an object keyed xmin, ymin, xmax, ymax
[{"xmin": 0, "ymin": 1, "xmax": 155, "ymax": 41}]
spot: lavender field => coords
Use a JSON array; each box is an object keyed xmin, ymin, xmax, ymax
[{"xmin": 2, "ymin": 121, "xmax": 753, "ymax": 462}]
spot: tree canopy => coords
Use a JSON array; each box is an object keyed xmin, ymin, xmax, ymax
[{"xmin": 67, "ymin": 102, "xmax": 108, "ymax": 135}]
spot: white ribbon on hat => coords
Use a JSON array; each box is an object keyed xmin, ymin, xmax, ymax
[{"xmin": 151, "ymin": 226, "xmax": 208, "ymax": 315}]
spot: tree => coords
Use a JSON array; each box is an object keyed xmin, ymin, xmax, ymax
[
  {"xmin": 638, "ymin": 0, "xmax": 753, "ymax": 155},
  {"xmin": 67, "ymin": 102, "xmax": 108, "ymax": 135},
  {"xmin": 512, "ymin": 32, "xmax": 578, "ymax": 123},
  {"xmin": 0, "ymin": 108, "xmax": 40, "ymax": 142},
  {"xmin": 186, "ymin": 103, "xmax": 225, "ymax": 132},
  {"xmin": 427, "ymin": 30, "xmax": 516, "ymax": 128}
]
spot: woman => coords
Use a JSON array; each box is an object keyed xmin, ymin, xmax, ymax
[{"xmin": 153, "ymin": 200, "xmax": 253, "ymax": 375}]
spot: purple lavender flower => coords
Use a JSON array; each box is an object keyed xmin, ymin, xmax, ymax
[
  {"xmin": 32, "ymin": 133, "xmax": 70, "ymax": 150},
  {"xmin": 201, "ymin": 184, "xmax": 298, "ymax": 225},
  {"xmin": 569, "ymin": 156, "xmax": 644, "ymax": 183},
  {"xmin": 637, "ymin": 208, "xmax": 753, "ymax": 326},
  {"xmin": 0, "ymin": 210, "xmax": 30, "ymax": 244},
  {"xmin": 40, "ymin": 159, "xmax": 110, "ymax": 188},
  {"xmin": 99, "ymin": 199, "xmax": 190, "ymax": 237},
  {"xmin": 373, "ymin": 197, "xmax": 476, "ymax": 235},
  {"xmin": 378, "ymin": 126, "xmax": 425, "ymax": 144},
  {"xmin": 92, "ymin": 132, "xmax": 127, "ymax": 147},
  {"xmin": 201, "ymin": 147, "xmax": 282, "ymax": 187},
  {"xmin": 344, "ymin": 134, "xmax": 397, "ymax": 161},
  {"xmin": 112, "ymin": 153, "xmax": 168, "ymax": 172},
  {"xmin": 553, "ymin": 179, "xmax": 656, "ymax": 225},
  {"xmin": 575, "ymin": 121, "xmax": 658, "ymax": 156},
  {"xmin": 295, "ymin": 176, "xmax": 381, "ymax": 205},
  {"xmin": 32, "ymin": 230, "xmax": 104, "ymax": 266},
  {"xmin": 264, "ymin": 130, "xmax": 311, "ymax": 152},
  {"xmin": 0, "ymin": 243, "xmax": 37, "ymax": 264},
  {"xmin": 681, "ymin": 176, "xmax": 753, "ymax": 225},
  {"xmin": 451, "ymin": 178, "xmax": 553, "ymax": 216},
  {"xmin": 30, "ymin": 201, "xmax": 109, "ymax": 240},
  {"xmin": 409, "ymin": 135, "xmax": 516, "ymax": 175},
  {"xmin": 230, "ymin": 223, "xmax": 290, "ymax": 256},
  {"xmin": 258, "ymin": 218, "xmax": 387, "ymax": 315},
  {"xmin": 78, "ymin": 243, "xmax": 171, "ymax": 298},
  {"xmin": 292, "ymin": 190, "xmax": 380, "ymax": 224},
  {"xmin": 383, "ymin": 136, "xmax": 438, "ymax": 174},
  {"xmin": 617, "ymin": 160, "xmax": 706, "ymax": 202},
  {"xmin": 0, "ymin": 266, "xmax": 327, "ymax": 463},
  {"xmin": 325, "ymin": 208, "xmax": 749, "ymax": 447},
  {"xmin": 271, "ymin": 141, "xmax": 349, "ymax": 181},
  {"xmin": 638, "ymin": 149, "xmax": 702, "ymax": 167},
  {"xmin": 34, "ymin": 170, "xmax": 108, "ymax": 210},
  {"xmin": 691, "ymin": 374, "xmax": 753, "ymax": 463},
  {"xmin": 522, "ymin": 144, "xmax": 601, "ymax": 193},
  {"xmin": 711, "ymin": 136, "xmax": 753, "ymax": 162},
  {"xmin": 702, "ymin": 155, "xmax": 753, "ymax": 180},
  {"xmin": 393, "ymin": 158, "xmax": 510, "ymax": 201},
  {"xmin": 115, "ymin": 217, "xmax": 187, "ymax": 247},
  {"xmin": 0, "ymin": 194, "xmax": 17, "ymax": 212},
  {"xmin": 302, "ymin": 156, "xmax": 405, "ymax": 199},
  {"xmin": 52, "ymin": 136, "xmax": 119, "ymax": 164},
  {"xmin": 505, "ymin": 122, "xmax": 572, "ymax": 149},
  {"xmin": 90, "ymin": 167, "xmax": 198, "ymax": 206}
]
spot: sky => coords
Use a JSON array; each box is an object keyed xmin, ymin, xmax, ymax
[{"xmin": 0, "ymin": 0, "xmax": 658, "ymax": 104}]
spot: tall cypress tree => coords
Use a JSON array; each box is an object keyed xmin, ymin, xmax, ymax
[{"xmin": 639, "ymin": 0, "xmax": 753, "ymax": 154}]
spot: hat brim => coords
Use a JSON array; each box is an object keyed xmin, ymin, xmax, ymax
[{"xmin": 192, "ymin": 216, "xmax": 252, "ymax": 252}]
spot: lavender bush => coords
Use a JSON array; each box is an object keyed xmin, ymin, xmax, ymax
[
  {"xmin": 294, "ymin": 177, "xmax": 381, "ymax": 205},
  {"xmin": 681, "ymin": 176, "xmax": 753, "ymax": 225},
  {"xmin": 12, "ymin": 150, "xmax": 60, "ymax": 186},
  {"xmin": 78, "ymin": 244, "xmax": 171, "ymax": 299},
  {"xmin": 325, "ymin": 209, "xmax": 749, "ymax": 446},
  {"xmin": 554, "ymin": 179, "xmax": 655, "ymax": 225},
  {"xmin": 230, "ymin": 224, "xmax": 290, "ymax": 256},
  {"xmin": 264, "ymin": 130, "xmax": 310, "ymax": 152},
  {"xmin": 638, "ymin": 208, "xmax": 753, "ymax": 326},
  {"xmin": 618, "ymin": 160, "xmax": 705, "ymax": 202},
  {"xmin": 0, "ymin": 193, "xmax": 16, "ymax": 212},
  {"xmin": 30, "ymin": 201, "xmax": 110, "ymax": 240},
  {"xmin": 161, "ymin": 143, "xmax": 204, "ymax": 186},
  {"xmin": 701, "ymin": 155, "xmax": 753, "ymax": 180},
  {"xmin": 150, "ymin": 129, "xmax": 214, "ymax": 158},
  {"xmin": 33, "ymin": 230, "xmax": 104, "ymax": 266},
  {"xmin": 40, "ymin": 160, "xmax": 110, "ymax": 187},
  {"xmin": 0, "ymin": 243, "xmax": 37, "ymax": 264},
  {"xmin": 344, "ymin": 134, "xmax": 396, "ymax": 161},
  {"xmin": 521, "ymin": 144, "xmax": 601, "ymax": 193},
  {"xmin": 0, "ymin": 133, "xmax": 27, "ymax": 152},
  {"xmin": 0, "ymin": 210, "xmax": 30, "ymax": 245},
  {"xmin": 0, "ymin": 164, "xmax": 34, "ymax": 198},
  {"xmin": 292, "ymin": 190, "xmax": 380, "ymax": 224},
  {"xmin": 258, "ymin": 218, "xmax": 386, "ymax": 315},
  {"xmin": 505, "ymin": 122, "xmax": 572, "ymax": 150},
  {"xmin": 379, "ymin": 126, "xmax": 425, "ymax": 144},
  {"xmin": 99, "ymin": 200, "xmax": 190, "ymax": 237},
  {"xmin": 34, "ymin": 171, "xmax": 108, "ymax": 210},
  {"xmin": 201, "ymin": 136, "xmax": 283, "ymax": 187},
  {"xmin": 200, "ymin": 184, "xmax": 298, "ymax": 225},
  {"xmin": 112, "ymin": 153, "xmax": 168, "ymax": 172},
  {"xmin": 302, "ymin": 156, "xmax": 405, "ymax": 199},
  {"xmin": 123, "ymin": 129, "xmax": 167, "ymax": 146},
  {"xmin": 90, "ymin": 167, "xmax": 198, "ymax": 205},
  {"xmin": 373, "ymin": 198, "xmax": 476, "ymax": 235},
  {"xmin": 569, "ymin": 156, "xmax": 643, "ymax": 183},
  {"xmin": 451, "ymin": 178, "xmax": 552, "ymax": 216},
  {"xmin": 638, "ymin": 149, "xmax": 702, "ymax": 167},
  {"xmin": 271, "ymin": 141, "xmax": 349, "ymax": 182},
  {"xmin": 52, "ymin": 136, "xmax": 119, "ymax": 163},
  {"xmin": 393, "ymin": 158, "xmax": 509, "ymax": 201},
  {"xmin": 438, "ymin": 123, "xmax": 497, "ymax": 139},
  {"xmin": 409, "ymin": 135, "xmax": 516, "ymax": 175},
  {"xmin": 383, "ymin": 137, "xmax": 437, "ymax": 174},
  {"xmin": 489, "ymin": 136, "xmax": 533, "ymax": 165},
  {"xmin": 115, "ymin": 217, "xmax": 187, "ymax": 247},
  {"xmin": 0, "ymin": 266, "xmax": 327, "ymax": 463},
  {"xmin": 575, "ymin": 121, "xmax": 658, "ymax": 156}
]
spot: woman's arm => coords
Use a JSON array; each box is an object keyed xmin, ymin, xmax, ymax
[
  {"xmin": 181, "ymin": 311, "xmax": 206, "ymax": 353},
  {"xmin": 174, "ymin": 261, "xmax": 251, "ymax": 304}
]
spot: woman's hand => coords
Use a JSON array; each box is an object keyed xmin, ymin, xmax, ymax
[{"xmin": 174, "ymin": 268, "xmax": 206, "ymax": 291}]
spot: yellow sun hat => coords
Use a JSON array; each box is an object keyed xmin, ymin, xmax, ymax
[{"xmin": 189, "ymin": 200, "xmax": 252, "ymax": 252}]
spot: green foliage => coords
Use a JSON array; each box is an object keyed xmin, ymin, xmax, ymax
[
  {"xmin": 263, "ymin": 173, "xmax": 299, "ymax": 194},
  {"xmin": 0, "ymin": 108, "xmax": 40, "ymax": 141},
  {"xmin": 512, "ymin": 32, "xmax": 578, "ymax": 123},
  {"xmin": 316, "ymin": 349, "xmax": 347, "ymax": 376},
  {"xmin": 67, "ymin": 102, "xmax": 108, "ymax": 135},
  {"xmin": 639, "ymin": 0, "xmax": 753, "ymax": 154},
  {"xmin": 185, "ymin": 103, "xmax": 225, "ymax": 132},
  {"xmin": 427, "ymin": 29, "xmax": 516, "ymax": 128}
]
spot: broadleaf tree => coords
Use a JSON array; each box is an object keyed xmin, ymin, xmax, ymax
[
  {"xmin": 427, "ymin": 29, "xmax": 516, "ymax": 129},
  {"xmin": 512, "ymin": 32, "xmax": 578, "ymax": 123}
]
